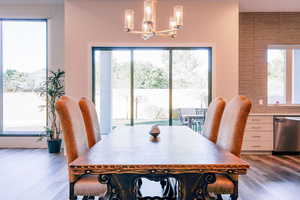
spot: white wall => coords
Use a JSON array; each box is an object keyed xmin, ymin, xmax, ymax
[
  {"xmin": 0, "ymin": 4, "xmax": 64, "ymax": 70},
  {"xmin": 65, "ymin": 0, "xmax": 239, "ymax": 101},
  {"xmin": 0, "ymin": 4, "xmax": 64, "ymax": 148}
]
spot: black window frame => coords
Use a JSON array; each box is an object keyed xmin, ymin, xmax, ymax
[
  {"xmin": 92, "ymin": 46, "xmax": 212, "ymax": 127},
  {"xmin": 0, "ymin": 18, "xmax": 48, "ymax": 137}
]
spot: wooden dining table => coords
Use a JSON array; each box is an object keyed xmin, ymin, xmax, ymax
[{"xmin": 70, "ymin": 125, "xmax": 249, "ymax": 200}]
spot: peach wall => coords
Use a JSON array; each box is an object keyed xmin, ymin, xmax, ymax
[{"xmin": 65, "ymin": 0, "xmax": 239, "ymax": 100}]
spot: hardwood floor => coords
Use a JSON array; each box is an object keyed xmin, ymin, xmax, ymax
[
  {"xmin": 0, "ymin": 149, "xmax": 299, "ymax": 200},
  {"xmin": 239, "ymin": 155, "xmax": 300, "ymax": 200},
  {"xmin": 0, "ymin": 149, "xmax": 68, "ymax": 200}
]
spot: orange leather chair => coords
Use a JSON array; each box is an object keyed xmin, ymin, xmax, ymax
[
  {"xmin": 202, "ymin": 97, "xmax": 226, "ymax": 143},
  {"xmin": 208, "ymin": 95, "xmax": 252, "ymax": 200},
  {"xmin": 79, "ymin": 97, "xmax": 101, "ymax": 148},
  {"xmin": 55, "ymin": 96, "xmax": 107, "ymax": 200}
]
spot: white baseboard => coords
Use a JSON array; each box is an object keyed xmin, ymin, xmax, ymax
[{"xmin": 0, "ymin": 137, "xmax": 47, "ymax": 148}]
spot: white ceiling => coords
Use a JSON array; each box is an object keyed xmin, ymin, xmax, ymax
[
  {"xmin": 0, "ymin": 0, "xmax": 300, "ymax": 12},
  {"xmin": 240, "ymin": 0, "xmax": 300, "ymax": 12},
  {"xmin": 0, "ymin": 0, "xmax": 63, "ymax": 4}
]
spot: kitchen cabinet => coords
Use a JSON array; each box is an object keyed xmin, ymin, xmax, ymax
[{"xmin": 242, "ymin": 115, "xmax": 273, "ymax": 151}]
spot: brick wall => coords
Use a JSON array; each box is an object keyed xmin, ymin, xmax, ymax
[{"xmin": 239, "ymin": 12, "xmax": 300, "ymax": 113}]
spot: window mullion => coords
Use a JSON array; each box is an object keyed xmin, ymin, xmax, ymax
[
  {"xmin": 286, "ymin": 49, "xmax": 293, "ymax": 104},
  {"xmin": 130, "ymin": 49, "xmax": 134, "ymax": 126},
  {"xmin": 208, "ymin": 48, "xmax": 212, "ymax": 104},
  {"xmin": 169, "ymin": 49, "xmax": 172, "ymax": 126},
  {"xmin": 0, "ymin": 20, "xmax": 3, "ymax": 133}
]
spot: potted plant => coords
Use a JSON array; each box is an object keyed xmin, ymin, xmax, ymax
[{"xmin": 38, "ymin": 69, "xmax": 65, "ymax": 153}]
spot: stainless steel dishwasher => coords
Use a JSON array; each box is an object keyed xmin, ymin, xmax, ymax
[{"xmin": 273, "ymin": 116, "xmax": 300, "ymax": 154}]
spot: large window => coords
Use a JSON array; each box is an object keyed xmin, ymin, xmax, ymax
[
  {"xmin": 268, "ymin": 45, "xmax": 300, "ymax": 105},
  {"xmin": 134, "ymin": 50, "xmax": 169, "ymax": 125},
  {"xmin": 94, "ymin": 50, "xmax": 131, "ymax": 131},
  {"xmin": 0, "ymin": 20, "xmax": 47, "ymax": 135},
  {"xmin": 93, "ymin": 47, "xmax": 212, "ymax": 134}
]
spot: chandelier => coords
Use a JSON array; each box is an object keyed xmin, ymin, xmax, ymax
[{"xmin": 124, "ymin": 0, "xmax": 183, "ymax": 40}]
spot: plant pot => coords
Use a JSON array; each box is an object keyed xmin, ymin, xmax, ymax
[{"xmin": 47, "ymin": 139, "xmax": 62, "ymax": 153}]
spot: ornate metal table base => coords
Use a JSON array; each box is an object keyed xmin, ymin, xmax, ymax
[{"xmin": 97, "ymin": 172, "xmax": 220, "ymax": 200}]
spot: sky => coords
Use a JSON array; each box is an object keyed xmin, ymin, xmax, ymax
[{"xmin": 2, "ymin": 20, "xmax": 47, "ymax": 73}]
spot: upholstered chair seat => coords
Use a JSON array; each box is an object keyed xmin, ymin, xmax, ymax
[
  {"xmin": 208, "ymin": 175, "xmax": 235, "ymax": 194},
  {"xmin": 74, "ymin": 175, "xmax": 107, "ymax": 196},
  {"xmin": 202, "ymin": 97, "xmax": 226, "ymax": 143}
]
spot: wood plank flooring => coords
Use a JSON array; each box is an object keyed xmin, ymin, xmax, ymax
[{"xmin": 0, "ymin": 149, "xmax": 299, "ymax": 200}]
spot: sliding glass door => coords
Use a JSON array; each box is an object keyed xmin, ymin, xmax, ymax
[
  {"xmin": 0, "ymin": 20, "xmax": 47, "ymax": 135},
  {"xmin": 93, "ymin": 47, "xmax": 211, "ymax": 134},
  {"xmin": 134, "ymin": 50, "xmax": 169, "ymax": 126},
  {"xmin": 94, "ymin": 50, "xmax": 131, "ymax": 130},
  {"xmin": 172, "ymin": 49, "xmax": 210, "ymax": 129}
]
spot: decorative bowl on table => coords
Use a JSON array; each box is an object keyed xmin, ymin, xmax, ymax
[{"xmin": 149, "ymin": 125, "xmax": 160, "ymax": 138}]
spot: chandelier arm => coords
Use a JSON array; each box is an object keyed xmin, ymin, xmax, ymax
[
  {"xmin": 128, "ymin": 29, "xmax": 177, "ymax": 34},
  {"xmin": 156, "ymin": 32, "xmax": 176, "ymax": 36},
  {"xmin": 156, "ymin": 29, "xmax": 178, "ymax": 34},
  {"xmin": 127, "ymin": 30, "xmax": 145, "ymax": 34},
  {"xmin": 156, "ymin": 33, "xmax": 174, "ymax": 37}
]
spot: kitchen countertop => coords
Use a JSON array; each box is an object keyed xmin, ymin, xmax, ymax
[
  {"xmin": 285, "ymin": 117, "xmax": 300, "ymax": 121},
  {"xmin": 250, "ymin": 113, "xmax": 300, "ymax": 116}
]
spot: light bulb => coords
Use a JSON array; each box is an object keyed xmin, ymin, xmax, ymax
[
  {"xmin": 124, "ymin": 9, "xmax": 134, "ymax": 31},
  {"xmin": 145, "ymin": 6, "xmax": 152, "ymax": 15},
  {"xmin": 142, "ymin": 22, "xmax": 150, "ymax": 32},
  {"xmin": 144, "ymin": 0, "xmax": 154, "ymax": 22},
  {"xmin": 174, "ymin": 5, "xmax": 183, "ymax": 27},
  {"xmin": 169, "ymin": 16, "xmax": 177, "ymax": 30}
]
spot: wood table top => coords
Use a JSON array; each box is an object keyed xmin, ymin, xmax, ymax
[{"xmin": 70, "ymin": 126, "xmax": 249, "ymax": 174}]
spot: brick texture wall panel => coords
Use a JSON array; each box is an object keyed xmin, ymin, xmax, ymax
[{"xmin": 239, "ymin": 12, "xmax": 300, "ymax": 113}]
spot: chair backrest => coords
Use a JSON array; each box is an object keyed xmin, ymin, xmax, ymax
[
  {"xmin": 79, "ymin": 97, "xmax": 101, "ymax": 148},
  {"xmin": 202, "ymin": 97, "xmax": 226, "ymax": 143},
  {"xmin": 55, "ymin": 96, "xmax": 88, "ymax": 164},
  {"xmin": 216, "ymin": 95, "xmax": 252, "ymax": 157}
]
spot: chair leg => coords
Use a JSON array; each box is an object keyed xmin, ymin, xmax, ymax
[
  {"xmin": 230, "ymin": 180, "xmax": 239, "ymax": 200},
  {"xmin": 230, "ymin": 192, "xmax": 238, "ymax": 200},
  {"xmin": 217, "ymin": 194, "xmax": 223, "ymax": 200},
  {"xmin": 69, "ymin": 183, "xmax": 77, "ymax": 200}
]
